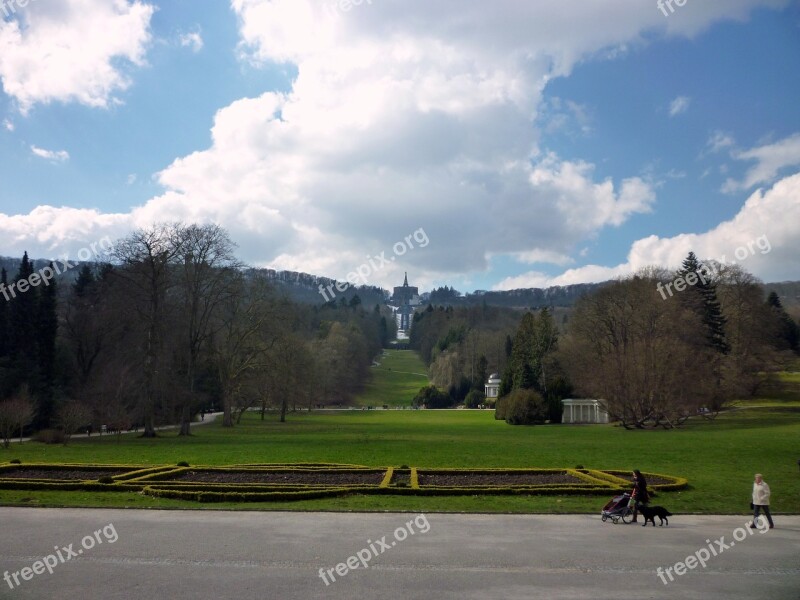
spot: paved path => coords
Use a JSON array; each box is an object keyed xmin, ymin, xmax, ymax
[
  {"xmin": 0, "ymin": 509, "xmax": 798, "ymax": 599},
  {"xmin": 6, "ymin": 412, "xmax": 223, "ymax": 444}
]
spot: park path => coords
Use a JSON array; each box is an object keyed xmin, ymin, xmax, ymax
[
  {"xmin": 388, "ymin": 370, "xmax": 429, "ymax": 377},
  {"xmin": 0, "ymin": 509, "xmax": 797, "ymax": 599},
  {"xmin": 6, "ymin": 412, "xmax": 223, "ymax": 444}
]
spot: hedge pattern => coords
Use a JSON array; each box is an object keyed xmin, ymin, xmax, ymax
[{"xmin": 0, "ymin": 463, "xmax": 687, "ymax": 502}]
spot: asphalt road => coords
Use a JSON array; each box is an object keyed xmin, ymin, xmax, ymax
[{"xmin": 0, "ymin": 509, "xmax": 798, "ymax": 600}]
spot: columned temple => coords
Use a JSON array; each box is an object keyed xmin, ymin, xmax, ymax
[{"xmin": 560, "ymin": 399, "xmax": 609, "ymax": 424}]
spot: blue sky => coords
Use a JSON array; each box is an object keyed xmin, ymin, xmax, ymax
[{"xmin": 1, "ymin": 0, "xmax": 799, "ymax": 293}]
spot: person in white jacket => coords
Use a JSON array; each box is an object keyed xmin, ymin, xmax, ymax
[{"xmin": 750, "ymin": 473, "xmax": 774, "ymax": 529}]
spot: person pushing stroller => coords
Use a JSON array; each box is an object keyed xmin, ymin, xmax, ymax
[{"xmin": 628, "ymin": 469, "xmax": 649, "ymax": 523}]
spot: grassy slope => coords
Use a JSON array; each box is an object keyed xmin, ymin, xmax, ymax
[
  {"xmin": 1, "ymin": 407, "xmax": 798, "ymax": 514},
  {"xmin": 353, "ymin": 349, "xmax": 429, "ymax": 407}
]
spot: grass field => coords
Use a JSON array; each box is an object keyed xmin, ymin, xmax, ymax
[
  {"xmin": 353, "ymin": 349, "xmax": 429, "ymax": 407},
  {"xmin": 1, "ymin": 350, "xmax": 798, "ymax": 514},
  {"xmin": 1, "ymin": 408, "xmax": 798, "ymax": 514}
]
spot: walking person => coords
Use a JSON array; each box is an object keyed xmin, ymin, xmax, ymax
[
  {"xmin": 629, "ymin": 469, "xmax": 649, "ymax": 523},
  {"xmin": 750, "ymin": 473, "xmax": 774, "ymax": 529}
]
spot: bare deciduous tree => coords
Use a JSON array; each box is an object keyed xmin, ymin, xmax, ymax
[
  {"xmin": 57, "ymin": 400, "xmax": 93, "ymax": 444},
  {"xmin": 175, "ymin": 223, "xmax": 243, "ymax": 435},
  {"xmin": 111, "ymin": 224, "xmax": 184, "ymax": 437},
  {"xmin": 560, "ymin": 269, "xmax": 714, "ymax": 429},
  {"xmin": 0, "ymin": 387, "xmax": 36, "ymax": 448},
  {"xmin": 212, "ymin": 275, "xmax": 278, "ymax": 427}
]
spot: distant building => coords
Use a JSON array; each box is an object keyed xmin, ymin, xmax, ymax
[
  {"xmin": 391, "ymin": 272, "xmax": 420, "ymax": 332},
  {"xmin": 561, "ymin": 399, "xmax": 609, "ymax": 424},
  {"xmin": 484, "ymin": 373, "xmax": 501, "ymax": 398}
]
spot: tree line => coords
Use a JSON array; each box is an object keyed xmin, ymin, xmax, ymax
[
  {"xmin": 410, "ymin": 253, "xmax": 799, "ymax": 428},
  {"xmin": 0, "ymin": 223, "xmax": 394, "ymax": 445}
]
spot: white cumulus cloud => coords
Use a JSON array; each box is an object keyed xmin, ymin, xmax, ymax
[
  {"xmin": 669, "ymin": 95, "xmax": 691, "ymax": 116},
  {"xmin": 0, "ymin": 0, "xmax": 794, "ymax": 290},
  {"xmin": 495, "ymin": 172, "xmax": 800, "ymax": 289},
  {"xmin": 30, "ymin": 145, "xmax": 69, "ymax": 162},
  {"xmin": 179, "ymin": 29, "xmax": 203, "ymax": 52},
  {"xmin": 0, "ymin": 0, "xmax": 155, "ymax": 114},
  {"xmin": 722, "ymin": 132, "xmax": 800, "ymax": 193}
]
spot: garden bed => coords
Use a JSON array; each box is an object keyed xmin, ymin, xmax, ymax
[
  {"xmin": 419, "ymin": 471, "xmax": 583, "ymax": 487},
  {"xmin": 172, "ymin": 470, "xmax": 385, "ymax": 485},
  {"xmin": 0, "ymin": 463, "xmax": 687, "ymax": 502},
  {"xmin": 0, "ymin": 468, "xmax": 130, "ymax": 481}
]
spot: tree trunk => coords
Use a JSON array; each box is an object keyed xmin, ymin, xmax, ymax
[
  {"xmin": 222, "ymin": 391, "xmax": 234, "ymax": 427},
  {"xmin": 178, "ymin": 403, "xmax": 192, "ymax": 436},
  {"xmin": 141, "ymin": 412, "xmax": 157, "ymax": 438},
  {"xmin": 280, "ymin": 397, "xmax": 288, "ymax": 423}
]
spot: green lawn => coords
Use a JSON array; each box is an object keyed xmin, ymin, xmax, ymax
[
  {"xmin": 353, "ymin": 349, "xmax": 429, "ymax": 407},
  {"xmin": 778, "ymin": 372, "xmax": 800, "ymax": 384},
  {"xmin": 2, "ymin": 407, "xmax": 798, "ymax": 514}
]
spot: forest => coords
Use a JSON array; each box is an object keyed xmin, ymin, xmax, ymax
[
  {"xmin": 0, "ymin": 223, "xmax": 394, "ymax": 443},
  {"xmin": 411, "ymin": 254, "xmax": 799, "ymax": 428}
]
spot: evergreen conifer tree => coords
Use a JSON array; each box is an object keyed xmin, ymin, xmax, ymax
[
  {"xmin": 678, "ymin": 252, "xmax": 729, "ymax": 354},
  {"xmin": 0, "ymin": 268, "xmax": 8, "ymax": 359},
  {"xmin": 36, "ymin": 262, "xmax": 58, "ymax": 428},
  {"xmin": 766, "ymin": 291, "xmax": 800, "ymax": 352}
]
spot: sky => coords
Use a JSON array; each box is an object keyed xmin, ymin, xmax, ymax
[{"xmin": 1, "ymin": 0, "xmax": 799, "ymax": 293}]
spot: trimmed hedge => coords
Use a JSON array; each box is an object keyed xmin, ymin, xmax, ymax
[
  {"xmin": 226, "ymin": 462, "xmax": 373, "ymax": 469},
  {"xmin": 0, "ymin": 481, "xmax": 144, "ymax": 492},
  {"xmin": 143, "ymin": 486, "xmax": 361, "ymax": 503},
  {"xmin": 0, "ymin": 463, "xmax": 687, "ymax": 501},
  {"xmin": 601, "ymin": 469, "xmax": 689, "ymax": 491},
  {"xmin": 410, "ymin": 468, "xmax": 420, "ymax": 490},
  {"xmin": 113, "ymin": 466, "xmax": 184, "ymax": 482},
  {"xmin": 380, "ymin": 468, "xmax": 394, "ymax": 488}
]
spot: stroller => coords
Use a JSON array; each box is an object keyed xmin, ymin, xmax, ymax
[{"xmin": 600, "ymin": 492, "xmax": 635, "ymax": 524}]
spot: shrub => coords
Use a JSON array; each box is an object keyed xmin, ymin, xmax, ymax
[
  {"xmin": 412, "ymin": 385, "xmax": 453, "ymax": 409},
  {"xmin": 494, "ymin": 397, "xmax": 507, "ymax": 420},
  {"xmin": 464, "ymin": 390, "xmax": 485, "ymax": 409},
  {"xmin": 34, "ymin": 429, "xmax": 66, "ymax": 445},
  {"xmin": 448, "ymin": 376, "xmax": 472, "ymax": 404},
  {"xmin": 177, "ymin": 461, "xmax": 190, "ymax": 467},
  {"xmin": 495, "ymin": 389, "xmax": 547, "ymax": 425},
  {"xmin": 57, "ymin": 401, "xmax": 92, "ymax": 444},
  {"xmin": 98, "ymin": 476, "xmax": 115, "ymax": 484},
  {"xmin": 10, "ymin": 459, "xmax": 21, "ymax": 464}
]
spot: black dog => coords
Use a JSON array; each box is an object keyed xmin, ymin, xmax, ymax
[{"xmin": 638, "ymin": 504, "xmax": 672, "ymax": 527}]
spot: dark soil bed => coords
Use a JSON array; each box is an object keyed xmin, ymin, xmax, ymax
[
  {"xmin": 419, "ymin": 471, "xmax": 583, "ymax": 487},
  {"xmin": 175, "ymin": 470, "xmax": 385, "ymax": 485},
  {"xmin": 0, "ymin": 469, "xmax": 128, "ymax": 480},
  {"xmin": 392, "ymin": 470, "xmax": 411, "ymax": 487}
]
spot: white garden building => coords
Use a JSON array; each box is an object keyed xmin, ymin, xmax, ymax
[
  {"xmin": 484, "ymin": 373, "xmax": 501, "ymax": 399},
  {"xmin": 561, "ymin": 399, "xmax": 609, "ymax": 424}
]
